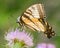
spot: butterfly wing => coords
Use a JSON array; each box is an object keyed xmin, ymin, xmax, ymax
[
  {"xmin": 20, "ymin": 4, "xmax": 46, "ymax": 32},
  {"xmin": 27, "ymin": 4, "xmax": 46, "ymax": 19},
  {"xmin": 17, "ymin": 4, "xmax": 55, "ymax": 38}
]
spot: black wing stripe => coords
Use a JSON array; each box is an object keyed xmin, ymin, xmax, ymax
[
  {"xmin": 25, "ymin": 11, "xmax": 32, "ymax": 16},
  {"xmin": 25, "ymin": 23, "xmax": 37, "ymax": 31},
  {"xmin": 26, "ymin": 9, "xmax": 32, "ymax": 15},
  {"xmin": 20, "ymin": 16, "xmax": 38, "ymax": 31},
  {"xmin": 37, "ymin": 5, "xmax": 43, "ymax": 18},
  {"xmin": 22, "ymin": 14, "xmax": 36, "ymax": 26},
  {"xmin": 23, "ymin": 13, "xmax": 41, "ymax": 28},
  {"xmin": 37, "ymin": 4, "xmax": 46, "ymax": 18},
  {"xmin": 23, "ymin": 13, "xmax": 36, "ymax": 25}
]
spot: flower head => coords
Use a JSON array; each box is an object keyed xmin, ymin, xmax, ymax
[
  {"xmin": 36, "ymin": 43, "xmax": 56, "ymax": 48},
  {"xmin": 5, "ymin": 29, "xmax": 33, "ymax": 47}
]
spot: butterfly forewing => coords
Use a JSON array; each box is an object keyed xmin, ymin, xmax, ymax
[
  {"xmin": 21, "ymin": 4, "xmax": 46, "ymax": 31},
  {"xmin": 25, "ymin": 4, "xmax": 46, "ymax": 19},
  {"xmin": 21, "ymin": 15, "xmax": 45, "ymax": 32}
]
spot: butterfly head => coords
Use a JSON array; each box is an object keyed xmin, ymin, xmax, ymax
[
  {"xmin": 17, "ymin": 16, "xmax": 20, "ymax": 23},
  {"xmin": 17, "ymin": 16, "xmax": 23, "ymax": 26}
]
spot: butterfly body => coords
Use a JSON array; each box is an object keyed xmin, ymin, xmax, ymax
[{"xmin": 17, "ymin": 4, "xmax": 55, "ymax": 39}]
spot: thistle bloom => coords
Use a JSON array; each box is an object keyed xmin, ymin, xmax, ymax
[
  {"xmin": 36, "ymin": 43, "xmax": 56, "ymax": 48},
  {"xmin": 5, "ymin": 29, "xmax": 33, "ymax": 47}
]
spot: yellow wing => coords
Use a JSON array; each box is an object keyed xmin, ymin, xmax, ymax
[
  {"xmin": 17, "ymin": 4, "xmax": 46, "ymax": 32},
  {"xmin": 21, "ymin": 15, "xmax": 46, "ymax": 32}
]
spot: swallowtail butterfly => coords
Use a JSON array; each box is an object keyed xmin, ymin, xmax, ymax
[{"xmin": 17, "ymin": 4, "xmax": 55, "ymax": 39}]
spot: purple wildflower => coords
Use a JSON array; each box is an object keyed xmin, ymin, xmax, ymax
[
  {"xmin": 36, "ymin": 43, "xmax": 56, "ymax": 48},
  {"xmin": 5, "ymin": 29, "xmax": 33, "ymax": 47},
  {"xmin": 48, "ymin": 43, "xmax": 56, "ymax": 48}
]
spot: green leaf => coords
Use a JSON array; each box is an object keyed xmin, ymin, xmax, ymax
[{"xmin": 12, "ymin": 43, "xmax": 22, "ymax": 48}]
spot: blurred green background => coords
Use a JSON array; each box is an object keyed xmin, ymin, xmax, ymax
[{"xmin": 0, "ymin": 0, "xmax": 60, "ymax": 48}]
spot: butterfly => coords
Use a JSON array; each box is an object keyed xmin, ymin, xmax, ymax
[{"xmin": 17, "ymin": 4, "xmax": 55, "ymax": 39}]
